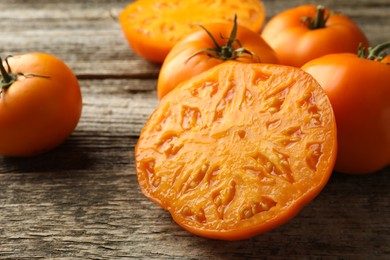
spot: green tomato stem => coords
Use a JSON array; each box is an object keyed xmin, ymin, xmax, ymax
[
  {"xmin": 367, "ymin": 41, "xmax": 390, "ymax": 60},
  {"xmin": 0, "ymin": 57, "xmax": 17, "ymax": 91},
  {"xmin": 186, "ymin": 14, "xmax": 255, "ymax": 62},
  {"xmin": 0, "ymin": 56, "xmax": 50, "ymax": 95},
  {"xmin": 358, "ymin": 41, "xmax": 390, "ymax": 61},
  {"xmin": 304, "ymin": 5, "xmax": 329, "ymax": 30}
]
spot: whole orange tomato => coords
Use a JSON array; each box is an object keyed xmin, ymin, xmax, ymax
[
  {"xmin": 157, "ymin": 16, "xmax": 279, "ymax": 99},
  {"xmin": 302, "ymin": 42, "xmax": 390, "ymax": 174},
  {"xmin": 0, "ymin": 53, "xmax": 82, "ymax": 156},
  {"xmin": 262, "ymin": 4, "xmax": 369, "ymax": 67}
]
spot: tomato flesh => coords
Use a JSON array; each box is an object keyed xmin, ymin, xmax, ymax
[
  {"xmin": 135, "ymin": 62, "xmax": 337, "ymax": 240},
  {"xmin": 119, "ymin": 0, "xmax": 266, "ymax": 63}
]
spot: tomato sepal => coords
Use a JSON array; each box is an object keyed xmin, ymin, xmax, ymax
[
  {"xmin": 357, "ymin": 41, "xmax": 390, "ymax": 62},
  {"xmin": 187, "ymin": 15, "xmax": 257, "ymax": 62},
  {"xmin": 302, "ymin": 5, "xmax": 329, "ymax": 30},
  {"xmin": 0, "ymin": 56, "xmax": 49, "ymax": 94}
]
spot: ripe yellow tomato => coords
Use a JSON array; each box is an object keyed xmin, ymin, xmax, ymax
[
  {"xmin": 302, "ymin": 43, "xmax": 390, "ymax": 173},
  {"xmin": 157, "ymin": 17, "xmax": 278, "ymax": 99},
  {"xmin": 0, "ymin": 53, "xmax": 82, "ymax": 156},
  {"xmin": 262, "ymin": 4, "xmax": 369, "ymax": 67},
  {"xmin": 136, "ymin": 61, "xmax": 337, "ymax": 240}
]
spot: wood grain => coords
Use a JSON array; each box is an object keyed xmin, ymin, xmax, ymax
[{"xmin": 0, "ymin": 0, "xmax": 389, "ymax": 258}]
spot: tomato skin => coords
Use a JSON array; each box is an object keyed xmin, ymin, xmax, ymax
[
  {"xmin": 302, "ymin": 54, "xmax": 390, "ymax": 174},
  {"xmin": 0, "ymin": 53, "xmax": 82, "ymax": 156},
  {"xmin": 119, "ymin": 0, "xmax": 266, "ymax": 64},
  {"xmin": 262, "ymin": 5, "xmax": 369, "ymax": 67},
  {"xmin": 157, "ymin": 22, "xmax": 279, "ymax": 99}
]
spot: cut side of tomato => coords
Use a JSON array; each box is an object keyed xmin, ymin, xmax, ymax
[
  {"xmin": 119, "ymin": 0, "xmax": 266, "ymax": 63},
  {"xmin": 135, "ymin": 61, "xmax": 337, "ymax": 240}
]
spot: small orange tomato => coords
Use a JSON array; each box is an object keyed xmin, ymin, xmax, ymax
[
  {"xmin": 302, "ymin": 42, "xmax": 390, "ymax": 174},
  {"xmin": 157, "ymin": 16, "xmax": 278, "ymax": 99},
  {"xmin": 262, "ymin": 4, "xmax": 369, "ymax": 67},
  {"xmin": 0, "ymin": 53, "xmax": 82, "ymax": 156},
  {"xmin": 119, "ymin": 0, "xmax": 266, "ymax": 63}
]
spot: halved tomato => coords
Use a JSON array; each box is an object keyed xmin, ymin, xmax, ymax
[{"xmin": 135, "ymin": 61, "xmax": 337, "ymax": 240}]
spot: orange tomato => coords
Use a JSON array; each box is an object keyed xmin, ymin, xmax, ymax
[
  {"xmin": 0, "ymin": 53, "xmax": 82, "ymax": 156},
  {"xmin": 157, "ymin": 16, "xmax": 279, "ymax": 99},
  {"xmin": 119, "ymin": 0, "xmax": 266, "ymax": 63},
  {"xmin": 135, "ymin": 61, "xmax": 337, "ymax": 240},
  {"xmin": 262, "ymin": 4, "xmax": 369, "ymax": 67},
  {"xmin": 302, "ymin": 42, "xmax": 390, "ymax": 174}
]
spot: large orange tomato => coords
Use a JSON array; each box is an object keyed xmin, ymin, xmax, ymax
[
  {"xmin": 262, "ymin": 4, "xmax": 369, "ymax": 67},
  {"xmin": 0, "ymin": 53, "xmax": 82, "ymax": 156},
  {"xmin": 302, "ymin": 42, "xmax": 390, "ymax": 174},
  {"xmin": 136, "ymin": 61, "xmax": 337, "ymax": 240},
  {"xmin": 119, "ymin": 0, "xmax": 266, "ymax": 63},
  {"xmin": 157, "ymin": 16, "xmax": 278, "ymax": 99}
]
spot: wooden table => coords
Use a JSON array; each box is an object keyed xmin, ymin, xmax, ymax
[{"xmin": 1, "ymin": 0, "xmax": 389, "ymax": 258}]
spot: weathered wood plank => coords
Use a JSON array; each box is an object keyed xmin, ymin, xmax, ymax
[
  {"xmin": 0, "ymin": 0, "xmax": 388, "ymax": 76},
  {"xmin": 0, "ymin": 75, "xmax": 389, "ymax": 258},
  {"xmin": 0, "ymin": 78, "xmax": 158, "ymax": 173},
  {"xmin": 0, "ymin": 0, "xmax": 389, "ymax": 258},
  {"xmin": 0, "ymin": 0, "xmax": 160, "ymax": 77},
  {"xmin": 1, "ymin": 166, "xmax": 389, "ymax": 258}
]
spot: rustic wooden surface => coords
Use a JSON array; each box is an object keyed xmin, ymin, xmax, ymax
[{"xmin": 0, "ymin": 0, "xmax": 389, "ymax": 258}]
